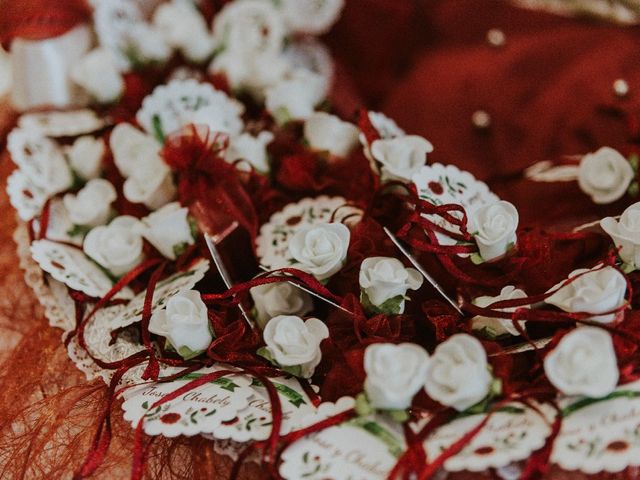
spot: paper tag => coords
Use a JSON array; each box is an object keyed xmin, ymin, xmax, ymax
[
  {"xmin": 30, "ymin": 239, "xmax": 132, "ymax": 300},
  {"xmin": 412, "ymin": 163, "xmax": 498, "ymax": 249},
  {"xmin": 136, "ymin": 79, "xmax": 244, "ymax": 139},
  {"xmin": 552, "ymin": 380, "xmax": 640, "ymax": 474},
  {"xmin": 105, "ymin": 258, "xmax": 210, "ymax": 331},
  {"xmin": 7, "ymin": 129, "xmax": 72, "ymax": 196},
  {"xmin": 17, "ymin": 110, "xmax": 107, "ymax": 137},
  {"xmin": 122, "ymin": 366, "xmax": 254, "ymax": 437},
  {"xmin": 6, "ymin": 170, "xmax": 48, "ymax": 221},
  {"xmin": 280, "ymin": 398, "xmax": 405, "ymax": 480},
  {"xmin": 256, "ymin": 196, "xmax": 362, "ymax": 270},
  {"xmin": 424, "ymin": 402, "xmax": 554, "ymax": 472},
  {"xmin": 213, "ymin": 376, "xmax": 318, "ymax": 442}
]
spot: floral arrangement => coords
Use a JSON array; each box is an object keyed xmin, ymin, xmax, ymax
[{"xmin": 6, "ymin": 1, "xmax": 640, "ymax": 479}]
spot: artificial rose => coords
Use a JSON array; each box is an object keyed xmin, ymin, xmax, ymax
[
  {"xmin": 262, "ymin": 315, "xmax": 329, "ymax": 378},
  {"xmin": 370, "ymin": 135, "xmax": 433, "ymax": 182},
  {"xmin": 123, "ymin": 159, "xmax": 176, "ymax": 210},
  {"xmin": 110, "ymin": 123, "xmax": 162, "ymax": 178},
  {"xmin": 212, "ymin": 0, "xmax": 285, "ymax": 57},
  {"xmin": 364, "ymin": 343, "xmax": 430, "ymax": 410},
  {"xmin": 83, "ymin": 216, "xmax": 145, "ymax": 277},
  {"xmin": 152, "ymin": 0, "xmax": 215, "ymax": 63},
  {"xmin": 209, "ymin": 50, "xmax": 289, "ymax": 98},
  {"xmin": 471, "ymin": 200, "xmax": 519, "ymax": 262},
  {"xmin": 472, "ymin": 286, "xmax": 528, "ymax": 337},
  {"xmin": 65, "ymin": 136, "xmax": 105, "ymax": 180},
  {"xmin": 126, "ymin": 23, "xmax": 172, "ymax": 64},
  {"xmin": 250, "ymin": 282, "xmax": 313, "ymax": 329},
  {"xmin": 137, "ymin": 202, "xmax": 195, "ymax": 260},
  {"xmin": 304, "ymin": 112, "xmax": 359, "ymax": 158},
  {"xmin": 278, "ymin": 0, "xmax": 345, "ymax": 35},
  {"xmin": 601, "ymin": 202, "xmax": 640, "ymax": 270},
  {"xmin": 359, "ymin": 257, "xmax": 423, "ymax": 314},
  {"xmin": 265, "ymin": 70, "xmax": 327, "ymax": 122},
  {"xmin": 424, "ymin": 334, "xmax": 493, "ymax": 411},
  {"xmin": 364, "ymin": 111, "xmax": 405, "ymax": 142},
  {"xmin": 544, "ymin": 327, "xmax": 619, "ymax": 398},
  {"xmin": 545, "ymin": 266, "xmax": 627, "ymax": 324},
  {"xmin": 63, "ymin": 179, "xmax": 116, "ymax": 227},
  {"xmin": 70, "ymin": 48, "xmax": 124, "ymax": 104},
  {"xmin": 289, "ymin": 223, "xmax": 350, "ymax": 281},
  {"xmin": 578, "ymin": 147, "xmax": 634, "ymax": 204},
  {"xmin": 225, "ymin": 131, "xmax": 274, "ymax": 173},
  {"xmin": 148, "ymin": 289, "xmax": 213, "ymax": 358}
]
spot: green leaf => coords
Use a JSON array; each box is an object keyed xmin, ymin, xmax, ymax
[
  {"xmin": 354, "ymin": 392, "xmax": 374, "ymax": 417},
  {"xmin": 629, "ymin": 154, "xmax": 639, "ymax": 172},
  {"xmin": 173, "ymin": 242, "xmax": 189, "ymax": 258},
  {"xmin": 256, "ymin": 347, "xmax": 305, "ymax": 377},
  {"xmin": 66, "ymin": 224, "xmax": 92, "ymax": 238},
  {"xmin": 628, "ymin": 182, "xmax": 640, "ymax": 198},
  {"xmin": 152, "ymin": 114, "xmax": 165, "ymax": 143},
  {"xmin": 176, "ymin": 345, "xmax": 205, "ymax": 360},
  {"xmin": 360, "ymin": 291, "xmax": 405, "ymax": 316},
  {"xmin": 272, "ymin": 106, "xmax": 292, "ymax": 126},
  {"xmin": 388, "ymin": 409, "xmax": 410, "ymax": 423},
  {"xmin": 470, "ymin": 252, "xmax": 485, "ymax": 265}
]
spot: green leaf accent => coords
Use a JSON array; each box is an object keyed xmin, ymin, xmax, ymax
[
  {"xmin": 561, "ymin": 390, "xmax": 640, "ymax": 417},
  {"xmin": 141, "ymin": 401, "xmax": 149, "ymax": 410},
  {"xmin": 66, "ymin": 224, "xmax": 92, "ymax": 238},
  {"xmin": 354, "ymin": 392, "xmax": 374, "ymax": 417},
  {"xmin": 152, "ymin": 114, "xmax": 165, "ymax": 143},
  {"xmin": 348, "ymin": 417, "xmax": 404, "ymax": 458},
  {"xmin": 388, "ymin": 409, "xmax": 410, "ymax": 423},
  {"xmin": 272, "ymin": 106, "xmax": 292, "ymax": 126},
  {"xmin": 628, "ymin": 182, "xmax": 640, "ymax": 198},
  {"xmin": 256, "ymin": 347, "xmax": 304, "ymax": 377},
  {"xmin": 470, "ymin": 252, "xmax": 485, "ymax": 265},
  {"xmin": 173, "ymin": 242, "xmax": 189, "ymax": 258},
  {"xmin": 622, "ymin": 261, "xmax": 637, "ymax": 274},
  {"xmin": 188, "ymin": 216, "xmax": 199, "ymax": 239},
  {"xmin": 629, "ymin": 154, "xmax": 639, "ymax": 172},
  {"xmin": 176, "ymin": 345, "xmax": 205, "ymax": 360},
  {"xmin": 360, "ymin": 291, "xmax": 405, "ymax": 316}
]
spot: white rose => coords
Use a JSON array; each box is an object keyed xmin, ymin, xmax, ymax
[
  {"xmin": 83, "ymin": 216, "xmax": 145, "ymax": 276},
  {"xmin": 70, "ymin": 48, "xmax": 124, "ymax": 104},
  {"xmin": 262, "ymin": 315, "xmax": 329, "ymax": 378},
  {"xmin": 364, "ymin": 111, "xmax": 405, "ymax": 142},
  {"xmin": 250, "ymin": 282, "xmax": 313, "ymax": 329},
  {"xmin": 371, "ymin": 135, "xmax": 433, "ymax": 182},
  {"xmin": 544, "ymin": 327, "xmax": 619, "ymax": 398},
  {"xmin": 63, "ymin": 179, "xmax": 117, "ymax": 227},
  {"xmin": 148, "ymin": 289, "xmax": 213, "ymax": 357},
  {"xmin": 289, "ymin": 223, "xmax": 350, "ymax": 281},
  {"xmin": 265, "ymin": 70, "xmax": 327, "ymax": 122},
  {"xmin": 137, "ymin": 202, "xmax": 194, "ymax": 260},
  {"xmin": 212, "ymin": 0, "xmax": 285, "ymax": 57},
  {"xmin": 123, "ymin": 160, "xmax": 176, "ymax": 210},
  {"xmin": 471, "ymin": 201, "xmax": 519, "ymax": 262},
  {"xmin": 126, "ymin": 23, "xmax": 172, "ymax": 64},
  {"xmin": 110, "ymin": 123, "xmax": 162, "ymax": 178},
  {"xmin": 225, "ymin": 131, "xmax": 274, "ymax": 173},
  {"xmin": 210, "ymin": 50, "xmax": 290, "ymax": 98},
  {"xmin": 601, "ymin": 202, "xmax": 640, "ymax": 270},
  {"xmin": 472, "ymin": 286, "xmax": 528, "ymax": 337},
  {"xmin": 304, "ymin": 112, "xmax": 360, "ymax": 158},
  {"xmin": 424, "ymin": 334, "xmax": 493, "ymax": 411},
  {"xmin": 364, "ymin": 343, "xmax": 430, "ymax": 410},
  {"xmin": 65, "ymin": 136, "xmax": 105, "ymax": 180},
  {"xmin": 278, "ymin": 0, "xmax": 345, "ymax": 35},
  {"xmin": 359, "ymin": 257, "xmax": 423, "ymax": 314},
  {"xmin": 545, "ymin": 266, "xmax": 627, "ymax": 324},
  {"xmin": 578, "ymin": 147, "xmax": 634, "ymax": 204},
  {"xmin": 153, "ymin": 0, "xmax": 215, "ymax": 63}
]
